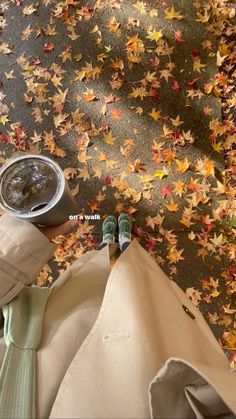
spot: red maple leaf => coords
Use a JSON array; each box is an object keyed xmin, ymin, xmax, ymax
[
  {"xmin": 192, "ymin": 49, "xmax": 200, "ymax": 57},
  {"xmin": 171, "ymin": 80, "xmax": 180, "ymax": 91},
  {"xmin": 148, "ymin": 88, "xmax": 159, "ymax": 98},
  {"xmin": 171, "ymin": 130, "xmax": 181, "ymax": 140},
  {"xmin": 145, "ymin": 239, "xmax": 156, "ymax": 251},
  {"xmin": 0, "ymin": 133, "xmax": 9, "ymax": 143},
  {"xmin": 161, "ymin": 184, "xmax": 172, "ymax": 198},
  {"xmin": 105, "ymin": 176, "xmax": 112, "ymax": 185},
  {"xmin": 174, "ymin": 30, "xmax": 185, "ymax": 42},
  {"xmin": 186, "ymin": 78, "xmax": 199, "ymax": 88},
  {"xmin": 133, "ymin": 226, "xmax": 145, "ymax": 237},
  {"xmin": 31, "ymin": 56, "xmax": 41, "ymax": 65},
  {"xmin": 99, "ymin": 123, "xmax": 109, "ymax": 132},
  {"xmin": 44, "ymin": 41, "xmax": 55, "ymax": 52}
]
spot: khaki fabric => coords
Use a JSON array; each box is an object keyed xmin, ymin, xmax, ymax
[
  {"xmin": 0, "ymin": 213, "xmax": 235, "ymax": 418},
  {"xmin": 0, "ymin": 213, "xmax": 56, "ymax": 307}
]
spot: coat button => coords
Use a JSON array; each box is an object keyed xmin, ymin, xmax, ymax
[{"xmin": 182, "ymin": 305, "xmax": 195, "ymax": 320}]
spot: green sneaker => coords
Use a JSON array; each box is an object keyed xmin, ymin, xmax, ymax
[
  {"xmin": 102, "ymin": 215, "xmax": 117, "ymax": 243},
  {"xmin": 118, "ymin": 213, "xmax": 132, "ymax": 249}
]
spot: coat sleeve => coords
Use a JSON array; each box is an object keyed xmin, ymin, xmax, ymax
[{"xmin": 0, "ymin": 213, "xmax": 58, "ymax": 306}]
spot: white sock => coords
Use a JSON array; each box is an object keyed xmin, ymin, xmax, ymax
[
  {"xmin": 119, "ymin": 234, "xmax": 131, "ymax": 246},
  {"xmin": 101, "ymin": 237, "xmax": 115, "ymax": 245}
]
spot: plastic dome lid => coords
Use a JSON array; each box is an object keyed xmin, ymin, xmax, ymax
[{"xmin": 0, "ymin": 158, "xmax": 59, "ymax": 213}]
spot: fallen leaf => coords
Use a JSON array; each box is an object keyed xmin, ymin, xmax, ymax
[
  {"xmin": 175, "ymin": 157, "xmax": 190, "ymax": 173},
  {"xmin": 148, "ymin": 108, "xmax": 162, "ymax": 120},
  {"xmin": 165, "ymin": 198, "xmax": 179, "ymax": 212},
  {"xmin": 43, "ymin": 41, "xmax": 55, "ymax": 52},
  {"xmin": 83, "ymin": 89, "xmax": 96, "ymax": 102},
  {"xmin": 111, "ymin": 108, "xmax": 122, "ymax": 119},
  {"xmin": 165, "ymin": 6, "xmax": 184, "ymax": 20}
]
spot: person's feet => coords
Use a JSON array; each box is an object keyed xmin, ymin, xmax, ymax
[
  {"xmin": 118, "ymin": 213, "xmax": 132, "ymax": 251},
  {"xmin": 101, "ymin": 215, "xmax": 117, "ymax": 244},
  {"xmin": 100, "ymin": 213, "xmax": 132, "ymax": 251}
]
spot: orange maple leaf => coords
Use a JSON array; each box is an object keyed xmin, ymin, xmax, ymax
[
  {"xmin": 195, "ymin": 157, "xmax": 215, "ymax": 177},
  {"xmin": 88, "ymin": 199, "xmax": 100, "ymax": 213},
  {"xmin": 83, "ymin": 89, "xmax": 96, "ymax": 102},
  {"xmin": 175, "ymin": 157, "xmax": 190, "ymax": 173},
  {"xmin": 111, "ymin": 108, "xmax": 122, "ymax": 120},
  {"xmin": 167, "ymin": 246, "xmax": 184, "ymax": 263},
  {"xmin": 165, "ymin": 198, "xmax": 179, "ymax": 212},
  {"xmin": 107, "ymin": 16, "xmax": 121, "ymax": 32}
]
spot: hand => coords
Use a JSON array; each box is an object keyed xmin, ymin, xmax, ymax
[{"xmin": 35, "ymin": 218, "xmax": 79, "ymax": 241}]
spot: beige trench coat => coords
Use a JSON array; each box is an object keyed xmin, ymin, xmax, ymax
[{"xmin": 0, "ymin": 213, "xmax": 236, "ymax": 418}]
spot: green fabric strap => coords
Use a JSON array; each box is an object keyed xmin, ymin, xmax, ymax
[{"xmin": 0, "ymin": 285, "xmax": 51, "ymax": 419}]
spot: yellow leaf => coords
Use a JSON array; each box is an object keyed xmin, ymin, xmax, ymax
[
  {"xmin": 165, "ymin": 6, "xmax": 184, "ymax": 20},
  {"xmin": 223, "ymin": 304, "xmax": 236, "ymax": 315},
  {"xmin": 74, "ymin": 53, "xmax": 83, "ymax": 62},
  {"xmin": 133, "ymin": 0, "xmax": 147, "ymax": 14},
  {"xmin": 97, "ymin": 53, "xmax": 108, "ymax": 63},
  {"xmin": 148, "ymin": 108, "xmax": 162, "ymax": 121},
  {"xmin": 196, "ymin": 10, "xmax": 210, "ymax": 23},
  {"xmin": 188, "ymin": 231, "xmax": 196, "ymax": 240},
  {"xmin": 146, "ymin": 27, "xmax": 163, "ymax": 42},
  {"xmin": 195, "ymin": 157, "xmax": 215, "ymax": 177},
  {"xmin": 165, "ymin": 198, "xmax": 179, "ymax": 212},
  {"xmin": 135, "ymin": 106, "xmax": 143, "ymax": 115},
  {"xmin": 219, "ymin": 41, "xmax": 229, "ymax": 57},
  {"xmin": 109, "ymin": 57, "xmax": 124, "ymax": 71},
  {"xmin": 170, "ymin": 115, "xmax": 184, "ymax": 126},
  {"xmin": 162, "ymin": 124, "xmax": 172, "ymax": 137},
  {"xmin": 159, "ymin": 68, "xmax": 173, "ymax": 82},
  {"xmin": 98, "ymin": 151, "xmax": 109, "ymax": 161},
  {"xmin": 103, "ymin": 132, "xmax": 116, "ymax": 145},
  {"xmin": 78, "ymin": 166, "xmax": 89, "ymax": 181},
  {"xmin": 21, "ymin": 24, "xmax": 33, "ymax": 41},
  {"xmin": 193, "ymin": 58, "xmax": 206, "ymax": 74},
  {"xmin": 77, "ymin": 151, "xmax": 92, "ymax": 163},
  {"xmin": 125, "ymin": 34, "xmax": 144, "ymax": 63},
  {"xmin": 222, "ymin": 330, "xmax": 236, "ymax": 350},
  {"xmin": 212, "ymin": 142, "xmax": 223, "ymax": 153},
  {"xmin": 154, "ymin": 166, "xmax": 169, "ymax": 179},
  {"xmin": 150, "ymin": 9, "xmax": 158, "ymax": 17},
  {"xmin": 74, "ymin": 62, "xmax": 102, "ymax": 81},
  {"xmin": 53, "ymin": 112, "xmax": 69, "ymax": 128},
  {"xmin": 175, "ymin": 157, "xmax": 190, "ymax": 173},
  {"xmin": 139, "ymin": 174, "xmax": 155, "ymax": 183},
  {"xmin": 128, "ymin": 86, "xmax": 147, "ymax": 100},
  {"xmin": 167, "ymin": 246, "xmax": 184, "ymax": 263},
  {"xmin": 0, "ymin": 115, "xmax": 9, "ymax": 125},
  {"xmin": 210, "ymin": 233, "xmax": 225, "ymax": 247},
  {"xmin": 107, "ymin": 16, "xmax": 120, "ymax": 32},
  {"xmin": 172, "ymin": 180, "xmax": 186, "ymax": 197},
  {"xmin": 0, "ymin": 43, "xmax": 12, "ymax": 54},
  {"xmin": 5, "ymin": 70, "xmax": 15, "ymax": 79},
  {"xmin": 58, "ymin": 50, "xmax": 72, "ymax": 63},
  {"xmin": 23, "ymin": 4, "xmax": 37, "ymax": 15}
]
